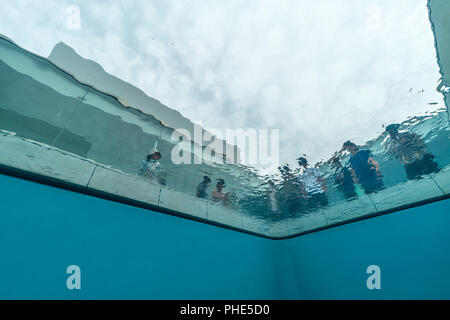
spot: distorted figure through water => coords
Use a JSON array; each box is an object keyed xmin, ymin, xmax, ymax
[
  {"xmin": 342, "ymin": 141, "xmax": 384, "ymax": 194},
  {"xmin": 139, "ymin": 146, "xmax": 166, "ymax": 185},
  {"xmin": 385, "ymin": 124, "xmax": 440, "ymax": 180},
  {"xmin": 331, "ymin": 156, "xmax": 357, "ymax": 200},
  {"xmin": 196, "ymin": 176, "xmax": 211, "ymax": 199},
  {"xmin": 212, "ymin": 179, "xmax": 230, "ymax": 206},
  {"xmin": 278, "ymin": 165, "xmax": 305, "ymax": 216},
  {"xmin": 297, "ymin": 157, "xmax": 328, "ymax": 209},
  {"xmin": 267, "ymin": 180, "xmax": 279, "ymax": 213}
]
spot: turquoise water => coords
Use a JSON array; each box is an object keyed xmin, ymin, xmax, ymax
[
  {"xmin": 1, "ymin": 173, "xmax": 449, "ymax": 299},
  {"xmin": 0, "ymin": 0, "xmax": 449, "ymax": 300}
]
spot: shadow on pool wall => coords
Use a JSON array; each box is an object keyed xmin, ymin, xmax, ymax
[{"xmin": 0, "ymin": 173, "xmax": 449, "ymax": 299}]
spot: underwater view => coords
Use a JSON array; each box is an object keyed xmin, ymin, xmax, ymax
[
  {"xmin": 2, "ymin": 0, "xmax": 450, "ymax": 305},
  {"xmin": 0, "ymin": 0, "xmax": 449, "ymax": 239}
]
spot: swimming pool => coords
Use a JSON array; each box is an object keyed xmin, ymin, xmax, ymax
[{"xmin": 0, "ymin": 0, "xmax": 449, "ymax": 239}]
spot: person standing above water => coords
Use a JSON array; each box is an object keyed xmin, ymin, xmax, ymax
[
  {"xmin": 196, "ymin": 176, "xmax": 211, "ymax": 199},
  {"xmin": 139, "ymin": 145, "xmax": 166, "ymax": 185},
  {"xmin": 385, "ymin": 124, "xmax": 439, "ymax": 180},
  {"xmin": 212, "ymin": 179, "xmax": 230, "ymax": 206},
  {"xmin": 296, "ymin": 157, "xmax": 328, "ymax": 209},
  {"xmin": 267, "ymin": 179, "xmax": 279, "ymax": 213},
  {"xmin": 342, "ymin": 141, "xmax": 383, "ymax": 194},
  {"xmin": 330, "ymin": 156, "xmax": 357, "ymax": 200}
]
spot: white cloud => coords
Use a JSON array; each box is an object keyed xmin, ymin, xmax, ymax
[{"xmin": 0, "ymin": 0, "xmax": 444, "ymax": 171}]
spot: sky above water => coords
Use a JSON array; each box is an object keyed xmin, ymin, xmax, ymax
[{"xmin": 0, "ymin": 0, "xmax": 444, "ymax": 171}]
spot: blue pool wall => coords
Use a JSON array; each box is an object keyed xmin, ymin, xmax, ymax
[
  {"xmin": 276, "ymin": 197, "xmax": 450, "ymax": 299},
  {"xmin": 0, "ymin": 174, "xmax": 277, "ymax": 300},
  {"xmin": 0, "ymin": 173, "xmax": 449, "ymax": 299}
]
